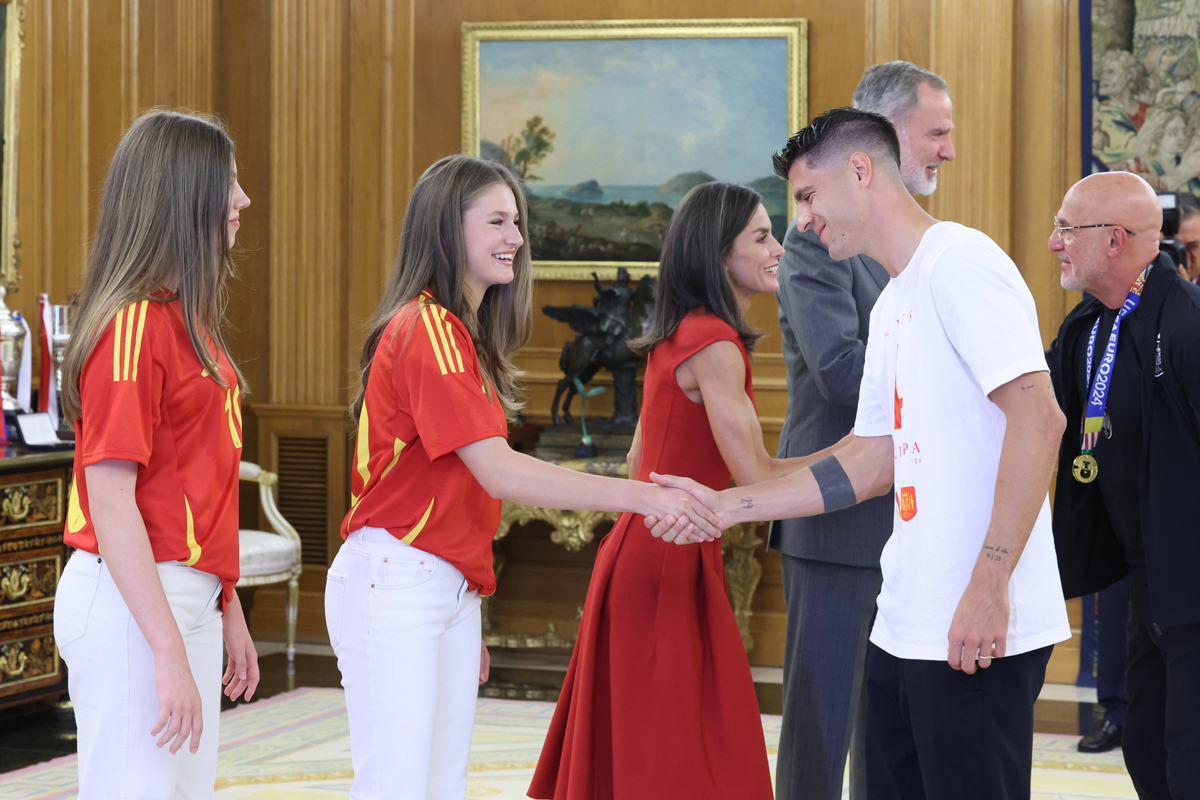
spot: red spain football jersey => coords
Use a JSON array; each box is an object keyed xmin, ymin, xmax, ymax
[
  {"xmin": 341, "ymin": 290, "xmax": 508, "ymax": 594},
  {"xmin": 65, "ymin": 296, "xmax": 244, "ymax": 608}
]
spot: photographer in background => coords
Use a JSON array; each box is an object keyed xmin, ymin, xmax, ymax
[
  {"xmin": 1047, "ymin": 172, "xmax": 1200, "ymax": 797},
  {"xmin": 1174, "ymin": 192, "xmax": 1200, "ymax": 284}
]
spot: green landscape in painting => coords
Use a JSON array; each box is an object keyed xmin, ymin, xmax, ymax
[{"xmin": 478, "ymin": 37, "xmax": 791, "ymax": 262}]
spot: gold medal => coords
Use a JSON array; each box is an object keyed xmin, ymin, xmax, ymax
[{"xmin": 1072, "ymin": 454, "xmax": 1099, "ymax": 484}]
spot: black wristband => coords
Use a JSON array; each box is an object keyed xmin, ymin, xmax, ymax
[{"xmin": 810, "ymin": 455, "xmax": 857, "ymax": 513}]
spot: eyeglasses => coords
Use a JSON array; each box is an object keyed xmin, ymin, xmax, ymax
[{"xmin": 1052, "ymin": 218, "xmax": 1138, "ymax": 245}]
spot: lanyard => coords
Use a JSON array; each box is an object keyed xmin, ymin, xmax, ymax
[{"xmin": 1080, "ymin": 264, "xmax": 1152, "ymax": 454}]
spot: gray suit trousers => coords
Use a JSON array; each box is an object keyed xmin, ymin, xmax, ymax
[{"xmin": 777, "ymin": 555, "xmax": 882, "ymax": 800}]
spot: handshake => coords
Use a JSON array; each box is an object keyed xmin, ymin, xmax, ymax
[{"xmin": 635, "ymin": 472, "xmax": 737, "ymax": 545}]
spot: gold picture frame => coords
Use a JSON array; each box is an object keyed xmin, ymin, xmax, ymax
[
  {"xmin": 0, "ymin": 0, "xmax": 25, "ymax": 295},
  {"xmin": 462, "ymin": 18, "xmax": 807, "ymax": 281}
]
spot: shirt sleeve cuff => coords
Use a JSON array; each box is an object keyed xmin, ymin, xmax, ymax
[
  {"xmin": 977, "ymin": 356, "xmax": 1051, "ymax": 397},
  {"xmin": 80, "ymin": 449, "xmax": 151, "ymax": 469},
  {"xmin": 853, "ymin": 423, "xmax": 893, "ymax": 438},
  {"xmin": 424, "ymin": 427, "xmax": 508, "ymax": 463}
]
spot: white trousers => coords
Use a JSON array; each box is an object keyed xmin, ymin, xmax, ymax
[
  {"xmin": 55, "ymin": 551, "xmax": 224, "ymax": 800},
  {"xmin": 326, "ymin": 527, "xmax": 482, "ymax": 800}
]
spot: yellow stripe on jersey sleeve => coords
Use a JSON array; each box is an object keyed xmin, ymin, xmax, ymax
[
  {"xmin": 420, "ymin": 305, "xmax": 449, "ymax": 375},
  {"xmin": 400, "ymin": 497, "xmax": 436, "ymax": 544},
  {"xmin": 429, "ymin": 305, "xmax": 460, "ymax": 373},
  {"xmin": 67, "ymin": 475, "xmax": 87, "ymax": 534},
  {"xmin": 438, "ymin": 307, "xmax": 465, "ymax": 373},
  {"xmin": 183, "ymin": 495, "xmax": 201, "ymax": 566},
  {"xmin": 122, "ymin": 303, "xmax": 137, "ymax": 381},
  {"xmin": 354, "ymin": 402, "xmax": 372, "ymax": 490},
  {"xmin": 380, "ymin": 437, "xmax": 407, "ymax": 480},
  {"xmin": 424, "ymin": 304, "xmax": 456, "ymax": 374},
  {"xmin": 130, "ymin": 301, "xmax": 149, "ymax": 381},
  {"xmin": 112, "ymin": 307, "xmax": 125, "ymax": 381}
]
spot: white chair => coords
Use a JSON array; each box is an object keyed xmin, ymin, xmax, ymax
[{"xmin": 237, "ymin": 461, "xmax": 303, "ymax": 663}]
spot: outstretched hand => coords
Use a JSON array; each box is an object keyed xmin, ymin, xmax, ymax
[{"xmin": 641, "ymin": 473, "xmax": 726, "ymax": 544}]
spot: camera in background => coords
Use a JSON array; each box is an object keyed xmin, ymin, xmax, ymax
[{"xmin": 1159, "ymin": 192, "xmax": 1200, "ymax": 284}]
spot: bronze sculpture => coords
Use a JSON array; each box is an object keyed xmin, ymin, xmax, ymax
[{"xmin": 542, "ymin": 268, "xmax": 655, "ymax": 431}]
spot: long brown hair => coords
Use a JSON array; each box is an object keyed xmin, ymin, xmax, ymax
[
  {"xmin": 61, "ymin": 109, "xmax": 244, "ymax": 422},
  {"xmin": 630, "ymin": 181, "xmax": 763, "ymax": 355},
  {"xmin": 353, "ymin": 155, "xmax": 533, "ymax": 422}
]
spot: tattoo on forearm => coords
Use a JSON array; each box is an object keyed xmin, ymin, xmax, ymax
[
  {"xmin": 810, "ymin": 455, "xmax": 857, "ymax": 513},
  {"xmin": 984, "ymin": 545, "xmax": 1009, "ymax": 563},
  {"xmin": 741, "ymin": 497, "xmax": 754, "ymax": 509},
  {"xmin": 1021, "ymin": 383, "xmax": 1034, "ymax": 391}
]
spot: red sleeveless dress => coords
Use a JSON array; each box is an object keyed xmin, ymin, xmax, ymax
[{"xmin": 529, "ymin": 313, "xmax": 773, "ymax": 800}]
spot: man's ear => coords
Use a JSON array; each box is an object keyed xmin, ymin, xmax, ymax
[
  {"xmin": 1107, "ymin": 227, "xmax": 1131, "ymax": 257},
  {"xmin": 849, "ymin": 151, "xmax": 874, "ymax": 187}
]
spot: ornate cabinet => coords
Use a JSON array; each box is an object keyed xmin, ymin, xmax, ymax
[{"xmin": 0, "ymin": 449, "xmax": 72, "ymax": 711}]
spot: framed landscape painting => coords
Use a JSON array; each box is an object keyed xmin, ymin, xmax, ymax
[{"xmin": 462, "ymin": 19, "xmax": 808, "ymax": 279}]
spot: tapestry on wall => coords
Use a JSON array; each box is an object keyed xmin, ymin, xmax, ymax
[{"xmin": 1087, "ymin": 0, "xmax": 1200, "ymax": 193}]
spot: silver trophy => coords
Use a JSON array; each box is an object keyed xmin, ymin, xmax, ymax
[
  {"xmin": 0, "ymin": 286, "xmax": 24, "ymax": 412},
  {"xmin": 51, "ymin": 305, "xmax": 69, "ymax": 400}
]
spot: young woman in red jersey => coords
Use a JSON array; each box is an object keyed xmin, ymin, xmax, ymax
[
  {"xmin": 327, "ymin": 154, "xmax": 721, "ymax": 800},
  {"xmin": 531, "ymin": 182, "xmax": 833, "ymax": 800},
  {"xmin": 54, "ymin": 110, "xmax": 257, "ymax": 798}
]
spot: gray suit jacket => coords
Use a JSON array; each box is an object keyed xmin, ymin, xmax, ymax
[{"xmin": 767, "ymin": 221, "xmax": 894, "ymax": 567}]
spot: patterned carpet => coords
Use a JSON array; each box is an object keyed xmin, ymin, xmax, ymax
[{"xmin": 0, "ymin": 687, "xmax": 1136, "ymax": 799}]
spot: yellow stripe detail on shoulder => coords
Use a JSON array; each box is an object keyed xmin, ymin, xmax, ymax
[
  {"xmin": 224, "ymin": 390, "xmax": 243, "ymax": 448},
  {"xmin": 420, "ymin": 305, "xmax": 449, "ymax": 375},
  {"xmin": 355, "ymin": 402, "xmax": 372, "ymax": 488},
  {"xmin": 183, "ymin": 495, "xmax": 201, "ymax": 566},
  {"xmin": 122, "ymin": 304, "xmax": 137, "ymax": 381},
  {"xmin": 400, "ymin": 497, "xmax": 435, "ymax": 544},
  {"xmin": 66, "ymin": 475, "xmax": 87, "ymax": 534},
  {"xmin": 112, "ymin": 308, "xmax": 125, "ymax": 381},
  {"xmin": 431, "ymin": 306, "xmax": 460, "ymax": 373},
  {"xmin": 131, "ymin": 301, "xmax": 149, "ymax": 381},
  {"xmin": 438, "ymin": 307, "xmax": 465, "ymax": 373},
  {"xmin": 380, "ymin": 437, "xmax": 407, "ymax": 480}
]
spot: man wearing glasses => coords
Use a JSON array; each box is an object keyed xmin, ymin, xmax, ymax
[{"xmin": 1046, "ymin": 170, "xmax": 1200, "ymax": 798}]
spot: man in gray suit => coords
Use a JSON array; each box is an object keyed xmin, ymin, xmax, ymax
[{"xmin": 771, "ymin": 61, "xmax": 956, "ymax": 800}]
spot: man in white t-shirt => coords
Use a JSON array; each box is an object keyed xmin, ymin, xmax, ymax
[{"xmin": 650, "ymin": 107, "xmax": 1072, "ymax": 799}]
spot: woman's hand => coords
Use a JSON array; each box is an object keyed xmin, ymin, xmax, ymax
[
  {"xmin": 645, "ymin": 473, "xmax": 729, "ymax": 541},
  {"xmin": 637, "ymin": 480, "xmax": 725, "ymax": 544},
  {"xmin": 152, "ymin": 647, "xmax": 205, "ymax": 754},
  {"xmin": 221, "ymin": 592, "xmax": 260, "ymax": 703},
  {"xmin": 480, "ymin": 639, "xmax": 491, "ymax": 685}
]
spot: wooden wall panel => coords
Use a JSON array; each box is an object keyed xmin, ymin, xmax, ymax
[
  {"xmin": 268, "ymin": 0, "xmax": 347, "ymax": 406},
  {"xmin": 14, "ymin": 0, "xmax": 219, "ymax": 327},
  {"xmin": 1014, "ymin": 0, "xmax": 1082, "ymax": 346},
  {"xmin": 924, "ymin": 0, "xmax": 1015, "ymax": 251}
]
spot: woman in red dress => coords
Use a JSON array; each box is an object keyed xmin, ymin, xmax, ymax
[{"xmin": 531, "ymin": 182, "xmax": 828, "ymax": 799}]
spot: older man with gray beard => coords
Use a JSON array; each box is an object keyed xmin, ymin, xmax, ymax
[{"xmin": 769, "ymin": 61, "xmax": 955, "ymax": 800}]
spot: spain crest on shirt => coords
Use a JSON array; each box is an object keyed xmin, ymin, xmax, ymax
[{"xmin": 896, "ymin": 486, "xmax": 917, "ymax": 521}]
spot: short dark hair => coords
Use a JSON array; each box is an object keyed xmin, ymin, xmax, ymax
[
  {"xmin": 629, "ymin": 182, "xmax": 763, "ymax": 355},
  {"xmin": 772, "ymin": 107, "xmax": 902, "ymax": 180},
  {"xmin": 1180, "ymin": 192, "xmax": 1200, "ymax": 222}
]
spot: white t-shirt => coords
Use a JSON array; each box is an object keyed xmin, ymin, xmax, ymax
[{"xmin": 854, "ymin": 221, "xmax": 1071, "ymax": 661}]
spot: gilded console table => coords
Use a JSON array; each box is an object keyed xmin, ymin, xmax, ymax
[
  {"xmin": 0, "ymin": 447, "xmax": 74, "ymax": 712},
  {"xmin": 484, "ymin": 458, "xmax": 764, "ymax": 652}
]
